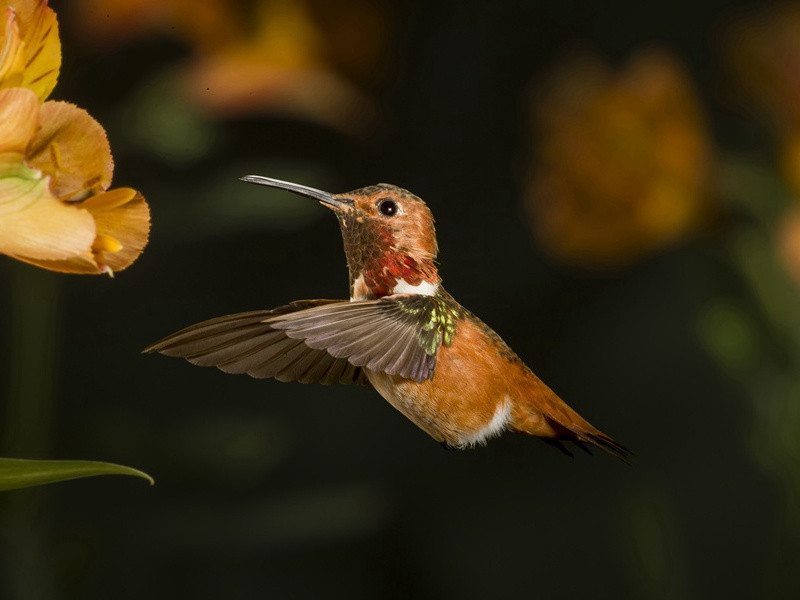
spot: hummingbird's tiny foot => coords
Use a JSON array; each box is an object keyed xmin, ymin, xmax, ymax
[{"xmin": 440, "ymin": 442, "xmax": 459, "ymax": 452}]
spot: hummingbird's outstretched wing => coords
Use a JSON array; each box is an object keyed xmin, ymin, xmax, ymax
[
  {"xmin": 144, "ymin": 300, "xmax": 370, "ymax": 385},
  {"xmin": 267, "ymin": 294, "xmax": 459, "ymax": 382},
  {"xmin": 145, "ymin": 295, "xmax": 458, "ymax": 384}
]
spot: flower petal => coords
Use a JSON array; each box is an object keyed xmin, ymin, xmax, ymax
[
  {"xmin": 0, "ymin": 0, "xmax": 61, "ymax": 100},
  {"xmin": 19, "ymin": 0, "xmax": 60, "ymax": 100},
  {"xmin": 18, "ymin": 187, "xmax": 151, "ymax": 274},
  {"xmin": 0, "ymin": 7, "xmax": 25, "ymax": 89},
  {"xmin": 86, "ymin": 187, "xmax": 150, "ymax": 272},
  {"xmin": 26, "ymin": 100, "xmax": 113, "ymax": 200},
  {"xmin": 0, "ymin": 86, "xmax": 39, "ymax": 153},
  {"xmin": 0, "ymin": 160, "xmax": 95, "ymax": 261},
  {"xmin": 13, "ymin": 250, "xmax": 97, "ymax": 274}
]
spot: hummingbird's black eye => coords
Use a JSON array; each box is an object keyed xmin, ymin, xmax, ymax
[{"xmin": 377, "ymin": 198, "xmax": 398, "ymax": 217}]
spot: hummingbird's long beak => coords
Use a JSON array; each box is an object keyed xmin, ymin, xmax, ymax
[{"xmin": 240, "ymin": 175, "xmax": 353, "ymax": 210}]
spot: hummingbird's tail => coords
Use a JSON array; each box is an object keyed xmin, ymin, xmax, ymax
[
  {"xmin": 538, "ymin": 418, "xmax": 632, "ymax": 463},
  {"xmin": 510, "ymin": 375, "xmax": 632, "ymax": 463}
]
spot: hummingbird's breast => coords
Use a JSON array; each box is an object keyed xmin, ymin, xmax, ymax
[{"xmin": 365, "ymin": 316, "xmax": 522, "ymax": 448}]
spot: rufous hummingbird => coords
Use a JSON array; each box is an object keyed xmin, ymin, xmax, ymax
[{"xmin": 146, "ymin": 177, "xmax": 629, "ymax": 461}]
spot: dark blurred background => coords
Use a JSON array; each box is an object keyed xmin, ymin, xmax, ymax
[{"xmin": 3, "ymin": 0, "xmax": 800, "ymax": 597}]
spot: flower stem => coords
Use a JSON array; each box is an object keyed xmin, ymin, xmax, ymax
[{"xmin": 1, "ymin": 262, "xmax": 61, "ymax": 600}]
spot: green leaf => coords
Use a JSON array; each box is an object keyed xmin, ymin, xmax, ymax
[{"xmin": 0, "ymin": 458, "xmax": 154, "ymax": 491}]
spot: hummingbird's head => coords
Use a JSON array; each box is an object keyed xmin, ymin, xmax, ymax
[{"xmin": 241, "ymin": 176, "xmax": 441, "ymax": 300}]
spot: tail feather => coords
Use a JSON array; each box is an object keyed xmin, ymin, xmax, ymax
[
  {"xmin": 583, "ymin": 431, "xmax": 632, "ymax": 464},
  {"xmin": 513, "ymin": 374, "xmax": 632, "ymax": 463},
  {"xmin": 545, "ymin": 416, "xmax": 632, "ymax": 464}
]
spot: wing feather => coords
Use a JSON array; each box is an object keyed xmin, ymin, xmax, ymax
[
  {"xmin": 145, "ymin": 301, "xmax": 371, "ymax": 386},
  {"xmin": 146, "ymin": 294, "xmax": 460, "ymax": 385},
  {"xmin": 266, "ymin": 295, "xmax": 453, "ymax": 381}
]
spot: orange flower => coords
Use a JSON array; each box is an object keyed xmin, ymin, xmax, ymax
[
  {"xmin": 722, "ymin": 4, "xmax": 800, "ymax": 132},
  {"xmin": 0, "ymin": 88, "xmax": 94, "ymax": 264},
  {"xmin": 525, "ymin": 50, "xmax": 713, "ymax": 269},
  {"xmin": 722, "ymin": 4, "xmax": 800, "ymax": 196},
  {"xmin": 0, "ymin": 1, "xmax": 149, "ymax": 275},
  {"xmin": 67, "ymin": 0, "xmax": 236, "ymax": 51},
  {"xmin": 778, "ymin": 202, "xmax": 800, "ymax": 289},
  {"xmin": 69, "ymin": 0, "xmax": 388, "ymax": 134}
]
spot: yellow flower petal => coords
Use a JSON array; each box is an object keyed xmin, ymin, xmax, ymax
[
  {"xmin": 86, "ymin": 188, "xmax": 150, "ymax": 272},
  {"xmin": 19, "ymin": 0, "xmax": 60, "ymax": 100},
  {"xmin": 22, "ymin": 188, "xmax": 151, "ymax": 274},
  {"xmin": 92, "ymin": 233, "xmax": 123, "ymax": 253},
  {"xmin": 0, "ymin": 7, "xmax": 25, "ymax": 89},
  {"xmin": 81, "ymin": 185, "xmax": 136, "ymax": 210},
  {"xmin": 26, "ymin": 100, "xmax": 113, "ymax": 200},
  {"xmin": 0, "ymin": 160, "xmax": 96, "ymax": 262},
  {"xmin": 0, "ymin": 86, "xmax": 39, "ymax": 154},
  {"xmin": 0, "ymin": 0, "xmax": 61, "ymax": 100}
]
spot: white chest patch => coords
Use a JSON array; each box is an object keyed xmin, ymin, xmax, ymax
[
  {"xmin": 350, "ymin": 274, "xmax": 439, "ymax": 301},
  {"xmin": 392, "ymin": 279, "xmax": 439, "ymax": 296},
  {"xmin": 458, "ymin": 397, "xmax": 512, "ymax": 448}
]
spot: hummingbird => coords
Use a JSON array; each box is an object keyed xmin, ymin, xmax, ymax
[{"xmin": 146, "ymin": 177, "xmax": 629, "ymax": 461}]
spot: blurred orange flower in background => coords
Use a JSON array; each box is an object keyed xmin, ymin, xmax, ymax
[
  {"xmin": 778, "ymin": 203, "xmax": 800, "ymax": 287},
  {"xmin": 722, "ymin": 3, "xmax": 800, "ymax": 287},
  {"xmin": 525, "ymin": 50, "xmax": 713, "ymax": 269},
  {"xmin": 70, "ymin": 0, "xmax": 390, "ymax": 134},
  {"xmin": 723, "ymin": 3, "xmax": 800, "ymax": 191},
  {"xmin": 0, "ymin": 0, "xmax": 149, "ymax": 275}
]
